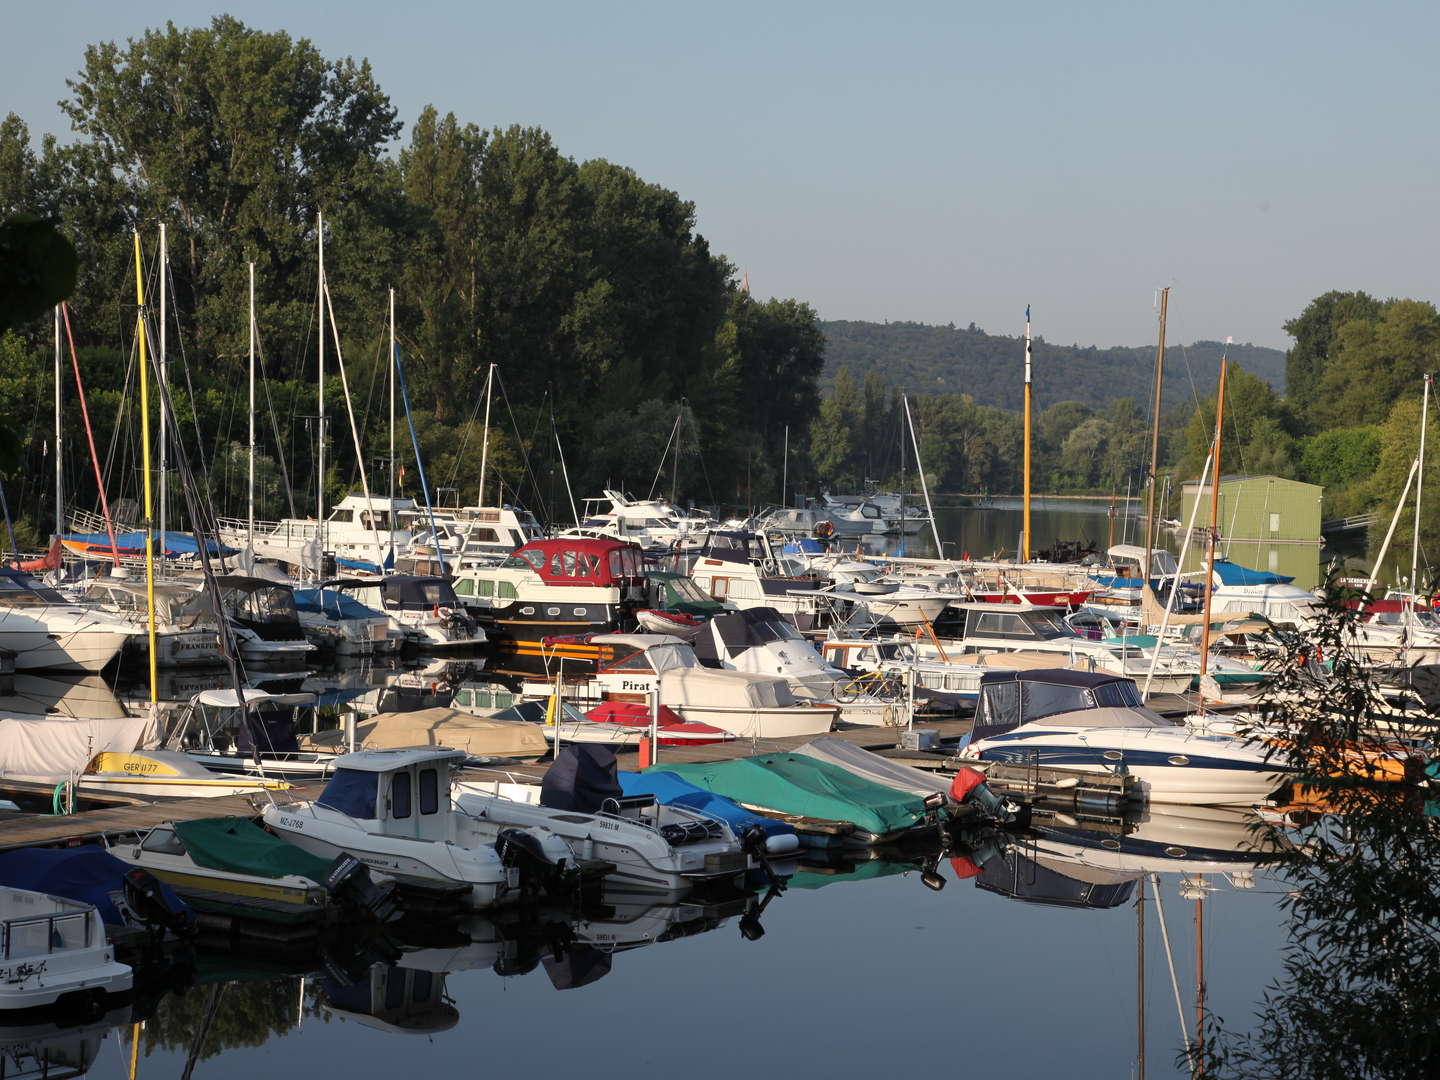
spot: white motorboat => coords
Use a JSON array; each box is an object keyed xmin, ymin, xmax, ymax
[
  {"xmin": 455, "ymin": 749, "xmax": 752, "ymax": 894},
  {"xmin": 0, "ymin": 887, "xmax": 132, "ymax": 1012},
  {"xmin": 210, "ymin": 575, "xmax": 318, "ymax": 667},
  {"xmin": 261, "ymin": 747, "xmax": 552, "ymax": 907},
  {"xmin": 0, "ymin": 569, "xmax": 131, "ymax": 673},
  {"xmin": 163, "ymin": 688, "xmax": 343, "ymax": 781},
  {"xmin": 332, "ymin": 576, "xmax": 485, "ymax": 651},
  {"xmin": 959, "ymin": 669, "xmax": 1293, "ymax": 806},
  {"xmin": 534, "ymin": 633, "xmax": 837, "ymax": 739},
  {"xmin": 689, "ymin": 607, "xmax": 901, "ymax": 727},
  {"xmin": 291, "ymin": 586, "xmax": 400, "ymax": 655},
  {"xmin": 83, "ymin": 576, "xmax": 222, "ymax": 668},
  {"xmin": 78, "ymin": 748, "xmax": 291, "ymax": 799}
]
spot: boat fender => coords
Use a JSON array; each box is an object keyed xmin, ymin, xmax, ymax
[{"xmin": 740, "ymin": 825, "xmax": 785, "ymax": 892}]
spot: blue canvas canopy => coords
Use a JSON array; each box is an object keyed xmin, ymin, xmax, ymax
[
  {"xmin": 1210, "ymin": 559, "xmax": 1294, "ymax": 586},
  {"xmin": 619, "ymin": 770, "xmax": 797, "ymax": 845},
  {"xmin": 292, "ymin": 588, "xmax": 387, "ymax": 620},
  {"xmin": 63, "ymin": 530, "xmax": 234, "ymax": 558},
  {"xmin": 0, "ymin": 847, "xmax": 194, "ymax": 929}
]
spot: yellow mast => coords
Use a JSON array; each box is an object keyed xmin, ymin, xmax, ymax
[
  {"xmin": 1022, "ymin": 305, "xmax": 1033, "ymax": 562},
  {"xmin": 133, "ymin": 233, "xmax": 158, "ymax": 703}
]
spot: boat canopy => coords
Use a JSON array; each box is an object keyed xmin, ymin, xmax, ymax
[
  {"xmin": 619, "ymin": 769, "xmax": 797, "ymax": 844},
  {"xmin": 792, "ymin": 737, "xmax": 947, "ymax": 800},
  {"xmin": 660, "ymin": 667, "xmax": 797, "ymax": 708},
  {"xmin": 692, "ymin": 607, "xmax": 803, "ymax": 665},
  {"xmin": 62, "ymin": 531, "xmax": 234, "ymax": 559},
  {"xmin": 194, "ymin": 688, "xmax": 316, "ymax": 709},
  {"xmin": 695, "ymin": 530, "xmax": 762, "ymax": 565},
  {"xmin": 0, "ymin": 847, "xmax": 194, "ymax": 929},
  {"xmin": 540, "ymin": 744, "xmax": 623, "ymax": 813},
  {"xmin": 500, "ymin": 537, "xmax": 642, "ymax": 586},
  {"xmin": 1210, "ymin": 559, "xmax": 1295, "ymax": 586},
  {"xmin": 172, "ymin": 817, "xmax": 333, "ymax": 882},
  {"xmin": 292, "ymin": 588, "xmax": 388, "ymax": 620},
  {"xmin": 305, "ymin": 708, "xmax": 548, "ymax": 760},
  {"xmin": 972, "ymin": 670, "xmax": 1174, "ymax": 742},
  {"xmin": 657, "ymin": 753, "xmax": 928, "ymax": 838}
]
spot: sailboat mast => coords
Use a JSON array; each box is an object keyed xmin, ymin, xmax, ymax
[
  {"xmin": 782, "ymin": 425, "xmax": 789, "ymax": 509},
  {"xmin": 53, "ymin": 307, "xmax": 62, "ymax": 541},
  {"xmin": 1022, "ymin": 304, "xmax": 1032, "ymax": 562},
  {"xmin": 133, "ymin": 232, "xmax": 158, "ymax": 703},
  {"xmin": 158, "ymin": 224, "xmax": 167, "ymax": 547},
  {"xmin": 1144, "ymin": 287, "xmax": 1169, "ymax": 585},
  {"xmin": 248, "ymin": 262, "xmax": 256, "ymax": 544},
  {"xmin": 389, "ymin": 288, "xmax": 397, "ymax": 503},
  {"xmin": 316, "ymin": 212, "xmax": 326, "ymax": 555},
  {"xmin": 903, "ymin": 393, "xmax": 943, "ymax": 556},
  {"xmin": 477, "ymin": 362, "xmax": 494, "ymax": 506},
  {"xmin": 1411, "ymin": 372, "xmax": 1431, "ymax": 603},
  {"xmin": 1198, "ymin": 354, "xmax": 1227, "ymax": 682}
]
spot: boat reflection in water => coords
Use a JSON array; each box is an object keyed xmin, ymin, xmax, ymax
[{"xmin": 0, "ymin": 1004, "xmax": 133, "ymax": 1078}]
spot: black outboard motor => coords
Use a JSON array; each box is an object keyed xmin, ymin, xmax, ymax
[
  {"xmin": 324, "ymin": 853, "xmax": 403, "ymax": 924},
  {"xmin": 122, "ymin": 868, "xmax": 196, "ymax": 937},
  {"xmin": 495, "ymin": 828, "xmax": 565, "ymax": 895}
]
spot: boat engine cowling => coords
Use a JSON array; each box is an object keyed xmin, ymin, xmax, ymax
[
  {"xmin": 122, "ymin": 867, "xmax": 196, "ymax": 936},
  {"xmin": 324, "ymin": 853, "xmax": 403, "ymax": 924},
  {"xmin": 950, "ymin": 767, "xmax": 1019, "ymax": 823},
  {"xmin": 495, "ymin": 828, "xmax": 573, "ymax": 894}
]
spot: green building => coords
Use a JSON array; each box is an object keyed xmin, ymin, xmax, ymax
[{"xmin": 1179, "ymin": 474, "xmax": 1323, "ymax": 589}]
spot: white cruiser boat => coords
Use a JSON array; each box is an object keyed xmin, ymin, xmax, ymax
[
  {"xmin": 219, "ymin": 493, "xmax": 413, "ymax": 572},
  {"xmin": 455, "ymin": 753, "xmax": 752, "ymax": 894},
  {"xmin": 534, "ymin": 633, "xmax": 837, "ymax": 739},
  {"xmin": 563, "ymin": 489, "xmax": 713, "ymax": 552},
  {"xmin": 210, "ymin": 575, "xmax": 318, "ymax": 667},
  {"xmin": 84, "ymin": 576, "xmax": 222, "ymax": 668},
  {"xmin": 332, "ymin": 576, "xmax": 485, "ymax": 651},
  {"xmin": 687, "ymin": 530, "xmax": 829, "ymax": 631},
  {"xmin": 291, "ymin": 586, "xmax": 400, "ymax": 655},
  {"xmin": 0, "ymin": 569, "xmax": 131, "ymax": 672},
  {"xmin": 959, "ymin": 669, "xmax": 1293, "ymax": 806},
  {"xmin": 262, "ymin": 748, "xmax": 534, "ymax": 907},
  {"xmin": 0, "ymin": 888, "xmax": 132, "ymax": 1012}
]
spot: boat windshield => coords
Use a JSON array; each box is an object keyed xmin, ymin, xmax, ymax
[
  {"xmin": 1021, "ymin": 678, "xmax": 1146, "ymax": 723},
  {"xmin": 666, "ymin": 577, "xmax": 712, "ymax": 604},
  {"xmin": 647, "ymin": 644, "xmax": 698, "ymax": 674}
]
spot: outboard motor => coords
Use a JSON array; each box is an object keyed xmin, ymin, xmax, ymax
[
  {"xmin": 122, "ymin": 868, "xmax": 196, "ymax": 937},
  {"xmin": 494, "ymin": 828, "xmax": 575, "ymax": 896},
  {"xmin": 950, "ymin": 767, "xmax": 1023, "ymax": 825},
  {"xmin": 324, "ymin": 853, "xmax": 403, "ymax": 924}
]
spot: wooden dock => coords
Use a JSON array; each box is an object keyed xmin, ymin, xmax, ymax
[{"xmin": 0, "ymin": 720, "xmax": 974, "ymax": 852}]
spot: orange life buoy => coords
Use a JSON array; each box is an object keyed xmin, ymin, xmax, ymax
[{"xmin": 815, "ymin": 520, "xmax": 835, "ymax": 539}]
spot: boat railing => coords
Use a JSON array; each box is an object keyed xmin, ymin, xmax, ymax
[
  {"xmin": 215, "ymin": 516, "xmax": 321, "ymax": 544},
  {"xmin": 1, "ymin": 906, "xmax": 92, "ymax": 959}
]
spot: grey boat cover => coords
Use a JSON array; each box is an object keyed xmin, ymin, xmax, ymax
[
  {"xmin": 792, "ymin": 736, "xmax": 947, "ymax": 799},
  {"xmin": 541, "ymin": 745, "xmax": 623, "ymax": 814}
]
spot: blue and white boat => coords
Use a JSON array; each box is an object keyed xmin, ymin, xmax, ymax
[{"xmin": 958, "ymin": 670, "xmax": 1293, "ymax": 806}]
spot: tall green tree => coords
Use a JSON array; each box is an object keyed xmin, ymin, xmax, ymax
[{"xmin": 1283, "ymin": 290, "xmax": 1382, "ymax": 424}]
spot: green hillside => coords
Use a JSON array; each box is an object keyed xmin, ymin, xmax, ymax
[{"xmin": 820, "ymin": 320, "xmax": 1286, "ymax": 412}]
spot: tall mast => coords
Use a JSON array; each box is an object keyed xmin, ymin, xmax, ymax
[
  {"xmin": 133, "ymin": 232, "xmax": 158, "ymax": 704},
  {"xmin": 389, "ymin": 288, "xmax": 397, "ymax": 503},
  {"xmin": 316, "ymin": 212, "xmax": 326, "ymax": 554},
  {"xmin": 1411, "ymin": 372, "xmax": 1431, "ymax": 603},
  {"xmin": 904, "ymin": 393, "xmax": 943, "ymax": 557},
  {"xmin": 1198, "ymin": 352, "xmax": 1228, "ymax": 690},
  {"xmin": 782, "ymin": 426, "xmax": 789, "ymax": 508},
  {"xmin": 1022, "ymin": 304, "xmax": 1033, "ymax": 562},
  {"xmin": 158, "ymin": 224, "xmax": 167, "ymax": 548},
  {"xmin": 248, "ymin": 262, "xmax": 256, "ymax": 545},
  {"xmin": 1144, "ymin": 287, "xmax": 1169, "ymax": 585},
  {"xmin": 477, "ymin": 362, "xmax": 494, "ymax": 506},
  {"xmin": 53, "ymin": 307, "xmax": 63, "ymax": 541}
]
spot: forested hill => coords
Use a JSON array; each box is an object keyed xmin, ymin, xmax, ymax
[{"xmin": 819, "ymin": 320, "xmax": 1287, "ymax": 412}]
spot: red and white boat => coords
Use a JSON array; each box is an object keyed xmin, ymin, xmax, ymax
[{"xmin": 542, "ymin": 701, "xmax": 736, "ymax": 747}]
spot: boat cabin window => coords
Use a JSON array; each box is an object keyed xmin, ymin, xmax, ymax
[
  {"xmin": 666, "ymin": 577, "xmax": 712, "ymax": 604},
  {"xmin": 607, "ymin": 649, "xmax": 653, "ymax": 672},
  {"xmin": 498, "ymin": 581, "xmax": 518, "ymax": 600},
  {"xmin": 317, "ymin": 768, "xmax": 378, "ymax": 818},
  {"xmin": 140, "ymin": 828, "xmax": 188, "ymax": 856},
  {"xmin": 1022, "ymin": 681, "xmax": 1094, "ymax": 722},
  {"xmin": 419, "ymin": 769, "xmax": 440, "ymax": 815},
  {"xmin": 469, "ymin": 527, "xmax": 499, "ymax": 544},
  {"xmin": 391, "ymin": 771, "xmax": 412, "ymax": 819},
  {"xmin": 503, "ymin": 549, "xmax": 548, "ymax": 573},
  {"xmin": 979, "ymin": 681, "xmax": 1021, "ymax": 730},
  {"xmin": 969, "ymin": 611, "xmax": 1038, "ymax": 639}
]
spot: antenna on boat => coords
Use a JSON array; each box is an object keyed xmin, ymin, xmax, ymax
[
  {"xmin": 477, "ymin": 362, "xmax": 495, "ymax": 507},
  {"xmin": 1022, "ymin": 304, "xmax": 1032, "ymax": 562}
]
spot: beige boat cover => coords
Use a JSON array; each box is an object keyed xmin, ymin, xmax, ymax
[
  {"xmin": 660, "ymin": 667, "xmax": 797, "ymax": 709},
  {"xmin": 304, "ymin": 707, "xmax": 548, "ymax": 759},
  {"xmin": 0, "ymin": 710, "xmax": 159, "ymax": 783}
]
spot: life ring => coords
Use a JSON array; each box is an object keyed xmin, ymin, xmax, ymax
[{"xmin": 814, "ymin": 520, "xmax": 835, "ymax": 539}]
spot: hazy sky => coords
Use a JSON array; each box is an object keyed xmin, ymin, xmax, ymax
[{"xmin": 7, "ymin": 0, "xmax": 1436, "ymax": 350}]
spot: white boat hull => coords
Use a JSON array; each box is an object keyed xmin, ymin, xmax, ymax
[
  {"xmin": 0, "ymin": 628, "xmax": 129, "ymax": 673},
  {"xmin": 673, "ymin": 703, "xmax": 835, "ymax": 739}
]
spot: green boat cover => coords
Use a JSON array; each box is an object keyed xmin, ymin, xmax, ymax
[
  {"xmin": 173, "ymin": 816, "xmax": 332, "ymax": 883},
  {"xmin": 653, "ymin": 754, "xmax": 926, "ymax": 838}
]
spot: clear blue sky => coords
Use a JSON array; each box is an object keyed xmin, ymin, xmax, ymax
[{"xmin": 7, "ymin": 0, "xmax": 1437, "ymax": 350}]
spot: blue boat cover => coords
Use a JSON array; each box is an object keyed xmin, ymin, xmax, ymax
[
  {"xmin": 0, "ymin": 847, "xmax": 194, "ymax": 928},
  {"xmin": 335, "ymin": 550, "xmax": 394, "ymax": 575},
  {"xmin": 292, "ymin": 588, "xmax": 386, "ymax": 620},
  {"xmin": 1210, "ymin": 559, "xmax": 1294, "ymax": 586},
  {"xmin": 64, "ymin": 530, "xmax": 235, "ymax": 557},
  {"xmin": 782, "ymin": 538, "xmax": 825, "ymax": 554},
  {"xmin": 316, "ymin": 768, "xmax": 379, "ymax": 819},
  {"xmin": 619, "ymin": 770, "xmax": 797, "ymax": 844}
]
